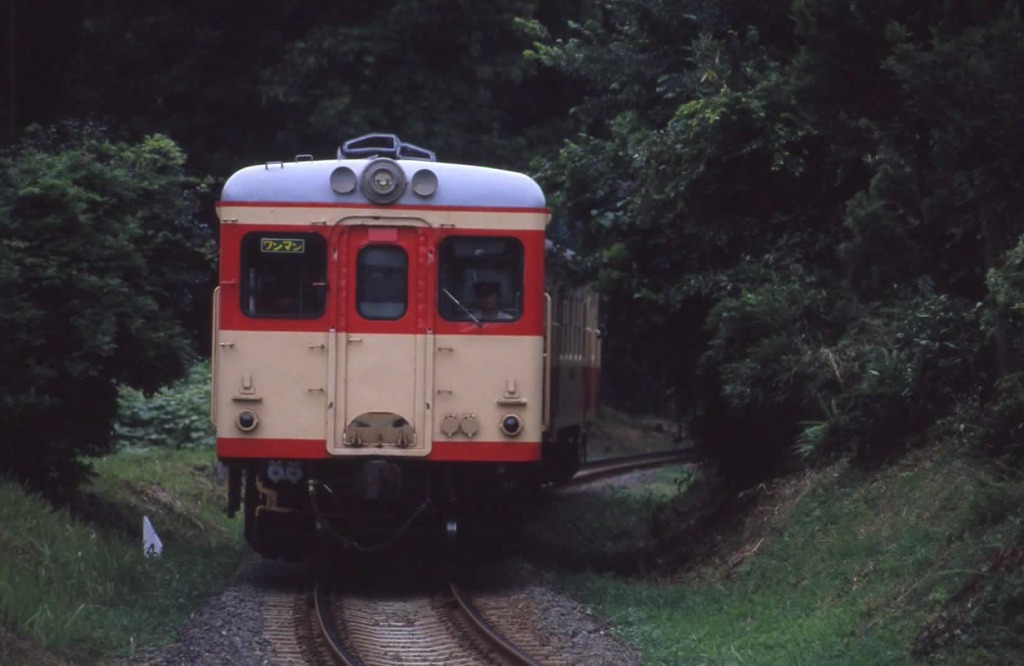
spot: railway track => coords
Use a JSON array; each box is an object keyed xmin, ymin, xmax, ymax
[
  {"xmin": 312, "ymin": 579, "xmax": 554, "ymax": 665},
  {"xmin": 262, "ymin": 449, "xmax": 691, "ymax": 664},
  {"xmin": 573, "ymin": 447, "xmax": 696, "ymax": 484}
]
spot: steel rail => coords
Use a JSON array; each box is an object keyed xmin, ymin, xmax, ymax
[
  {"xmin": 313, "ymin": 581, "xmax": 363, "ymax": 666},
  {"xmin": 582, "ymin": 447, "xmax": 695, "ymax": 470},
  {"xmin": 570, "ymin": 448, "xmax": 696, "ymax": 485},
  {"xmin": 448, "ymin": 581, "xmax": 544, "ymax": 666}
]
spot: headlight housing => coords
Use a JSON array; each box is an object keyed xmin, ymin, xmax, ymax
[
  {"xmin": 499, "ymin": 414, "xmax": 523, "ymax": 437},
  {"xmin": 361, "ymin": 158, "xmax": 406, "ymax": 204},
  {"xmin": 236, "ymin": 410, "xmax": 259, "ymax": 432}
]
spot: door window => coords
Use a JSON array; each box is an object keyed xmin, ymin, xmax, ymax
[{"xmin": 356, "ymin": 245, "xmax": 408, "ymax": 320}]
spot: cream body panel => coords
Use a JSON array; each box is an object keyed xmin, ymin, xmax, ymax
[
  {"xmin": 214, "ymin": 330, "xmax": 328, "ymax": 440},
  {"xmin": 432, "ymin": 334, "xmax": 544, "ymax": 441},
  {"xmin": 333, "ymin": 332, "xmax": 430, "ymax": 456},
  {"xmin": 218, "ymin": 205, "xmax": 548, "ymax": 231}
]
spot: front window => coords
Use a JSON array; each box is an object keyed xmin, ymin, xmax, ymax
[
  {"xmin": 240, "ymin": 233, "xmax": 326, "ymax": 318},
  {"xmin": 356, "ymin": 245, "xmax": 408, "ymax": 320},
  {"xmin": 438, "ymin": 236, "xmax": 523, "ymax": 322}
]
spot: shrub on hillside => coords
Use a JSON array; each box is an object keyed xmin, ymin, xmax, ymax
[
  {"xmin": 113, "ymin": 363, "xmax": 214, "ymax": 450},
  {"xmin": 968, "ymin": 372, "xmax": 1024, "ymax": 461},
  {"xmin": 823, "ymin": 293, "xmax": 983, "ymax": 462},
  {"xmin": 691, "ymin": 274, "xmax": 842, "ymax": 483},
  {"xmin": 694, "ymin": 280, "xmax": 986, "ymax": 483}
]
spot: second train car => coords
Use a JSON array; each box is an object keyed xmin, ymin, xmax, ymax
[{"xmin": 211, "ymin": 134, "xmax": 600, "ymax": 558}]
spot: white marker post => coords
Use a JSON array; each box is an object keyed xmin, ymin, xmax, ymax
[{"xmin": 142, "ymin": 515, "xmax": 163, "ymax": 558}]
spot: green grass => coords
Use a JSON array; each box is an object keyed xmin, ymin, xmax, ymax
[
  {"xmin": 524, "ymin": 448, "xmax": 1024, "ymax": 664},
  {"xmin": 0, "ymin": 447, "xmax": 247, "ymax": 664}
]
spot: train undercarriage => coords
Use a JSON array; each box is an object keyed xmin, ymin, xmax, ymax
[{"xmin": 224, "ymin": 430, "xmax": 586, "ymax": 560}]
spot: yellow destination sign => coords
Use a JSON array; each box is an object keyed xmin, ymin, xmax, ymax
[{"xmin": 260, "ymin": 238, "xmax": 306, "ymax": 253}]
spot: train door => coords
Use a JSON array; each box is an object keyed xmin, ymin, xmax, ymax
[{"xmin": 328, "ymin": 223, "xmax": 432, "ymax": 456}]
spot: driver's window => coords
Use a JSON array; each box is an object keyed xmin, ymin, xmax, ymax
[{"xmin": 437, "ymin": 236, "xmax": 523, "ymax": 322}]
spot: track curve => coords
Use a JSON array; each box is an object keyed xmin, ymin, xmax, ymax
[
  {"xmin": 573, "ymin": 447, "xmax": 695, "ymax": 484},
  {"xmin": 313, "ymin": 579, "xmax": 549, "ymax": 665}
]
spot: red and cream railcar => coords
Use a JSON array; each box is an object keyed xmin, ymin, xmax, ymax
[
  {"xmin": 211, "ymin": 135, "xmax": 599, "ymax": 557},
  {"xmin": 544, "ymin": 284, "xmax": 602, "ymax": 480}
]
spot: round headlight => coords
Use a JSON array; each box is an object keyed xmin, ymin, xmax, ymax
[
  {"xmin": 330, "ymin": 166, "xmax": 357, "ymax": 194},
  {"xmin": 236, "ymin": 410, "xmax": 259, "ymax": 432},
  {"xmin": 499, "ymin": 414, "xmax": 523, "ymax": 437},
  {"xmin": 411, "ymin": 169, "xmax": 438, "ymax": 197},
  {"xmin": 360, "ymin": 158, "xmax": 406, "ymax": 204}
]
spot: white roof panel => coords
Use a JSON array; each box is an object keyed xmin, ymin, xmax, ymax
[{"xmin": 220, "ymin": 159, "xmax": 546, "ymax": 209}]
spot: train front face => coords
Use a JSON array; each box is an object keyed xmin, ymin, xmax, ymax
[{"xmin": 211, "ymin": 148, "xmax": 549, "ymax": 557}]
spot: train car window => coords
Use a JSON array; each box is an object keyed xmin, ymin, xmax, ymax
[
  {"xmin": 240, "ymin": 233, "xmax": 326, "ymax": 318},
  {"xmin": 356, "ymin": 245, "xmax": 408, "ymax": 320},
  {"xmin": 438, "ymin": 236, "xmax": 523, "ymax": 322}
]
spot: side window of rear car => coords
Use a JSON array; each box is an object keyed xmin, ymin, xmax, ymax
[{"xmin": 240, "ymin": 233, "xmax": 327, "ymax": 318}]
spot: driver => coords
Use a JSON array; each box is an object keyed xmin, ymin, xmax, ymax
[{"xmin": 472, "ymin": 281, "xmax": 514, "ymax": 320}]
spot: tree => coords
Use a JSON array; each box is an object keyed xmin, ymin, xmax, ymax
[
  {"xmin": 59, "ymin": 1, "xmax": 589, "ymax": 175},
  {"xmin": 64, "ymin": 0, "xmax": 295, "ymax": 176},
  {"xmin": 531, "ymin": 0, "xmax": 1024, "ymax": 482},
  {"xmin": 0, "ymin": 123, "xmax": 213, "ymax": 499},
  {"xmin": 259, "ymin": 0, "xmax": 582, "ymax": 168}
]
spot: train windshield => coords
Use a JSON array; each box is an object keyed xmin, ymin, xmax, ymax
[
  {"xmin": 437, "ymin": 236, "xmax": 523, "ymax": 322},
  {"xmin": 239, "ymin": 232, "xmax": 327, "ymax": 318}
]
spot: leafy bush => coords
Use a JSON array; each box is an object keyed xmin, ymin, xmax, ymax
[
  {"xmin": 945, "ymin": 372, "xmax": 1024, "ymax": 463},
  {"xmin": 691, "ymin": 272, "xmax": 841, "ymax": 483},
  {"xmin": 0, "ymin": 123, "xmax": 213, "ymax": 498},
  {"xmin": 826, "ymin": 293, "xmax": 983, "ymax": 462},
  {"xmin": 694, "ymin": 279, "xmax": 987, "ymax": 480},
  {"xmin": 113, "ymin": 363, "xmax": 214, "ymax": 450},
  {"xmin": 986, "ymin": 234, "xmax": 1024, "ymax": 371}
]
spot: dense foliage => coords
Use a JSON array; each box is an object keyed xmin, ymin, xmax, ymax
[
  {"xmin": 2, "ymin": 0, "xmax": 1022, "ymax": 498},
  {"xmin": 0, "ymin": 124, "xmax": 213, "ymax": 498},
  {"xmin": 2, "ymin": 0, "xmax": 589, "ymax": 498},
  {"xmin": 527, "ymin": 0, "xmax": 1024, "ymax": 482},
  {"xmin": 50, "ymin": 0, "xmax": 583, "ymax": 173},
  {"xmin": 113, "ymin": 363, "xmax": 216, "ymax": 451},
  {"xmin": 2, "ymin": 1, "xmax": 1023, "ymax": 660}
]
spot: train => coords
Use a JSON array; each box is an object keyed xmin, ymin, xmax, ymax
[{"xmin": 211, "ymin": 134, "xmax": 600, "ymax": 558}]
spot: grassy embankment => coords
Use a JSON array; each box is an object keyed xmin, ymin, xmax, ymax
[
  {"xmin": 0, "ymin": 449, "xmax": 247, "ymax": 665},
  {"xmin": 522, "ymin": 428, "xmax": 1024, "ymax": 664},
  {"xmin": 4, "ymin": 389, "xmax": 1022, "ymax": 665},
  {"xmin": 0, "ymin": 367, "xmax": 248, "ymax": 665}
]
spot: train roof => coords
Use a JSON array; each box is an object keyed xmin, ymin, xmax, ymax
[{"xmin": 220, "ymin": 158, "xmax": 547, "ymax": 210}]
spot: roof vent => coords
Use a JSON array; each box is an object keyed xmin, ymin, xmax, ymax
[{"xmin": 339, "ymin": 134, "xmax": 436, "ymax": 162}]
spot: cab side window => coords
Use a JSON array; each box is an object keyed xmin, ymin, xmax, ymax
[
  {"xmin": 240, "ymin": 233, "xmax": 326, "ymax": 318},
  {"xmin": 437, "ymin": 236, "xmax": 523, "ymax": 322}
]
